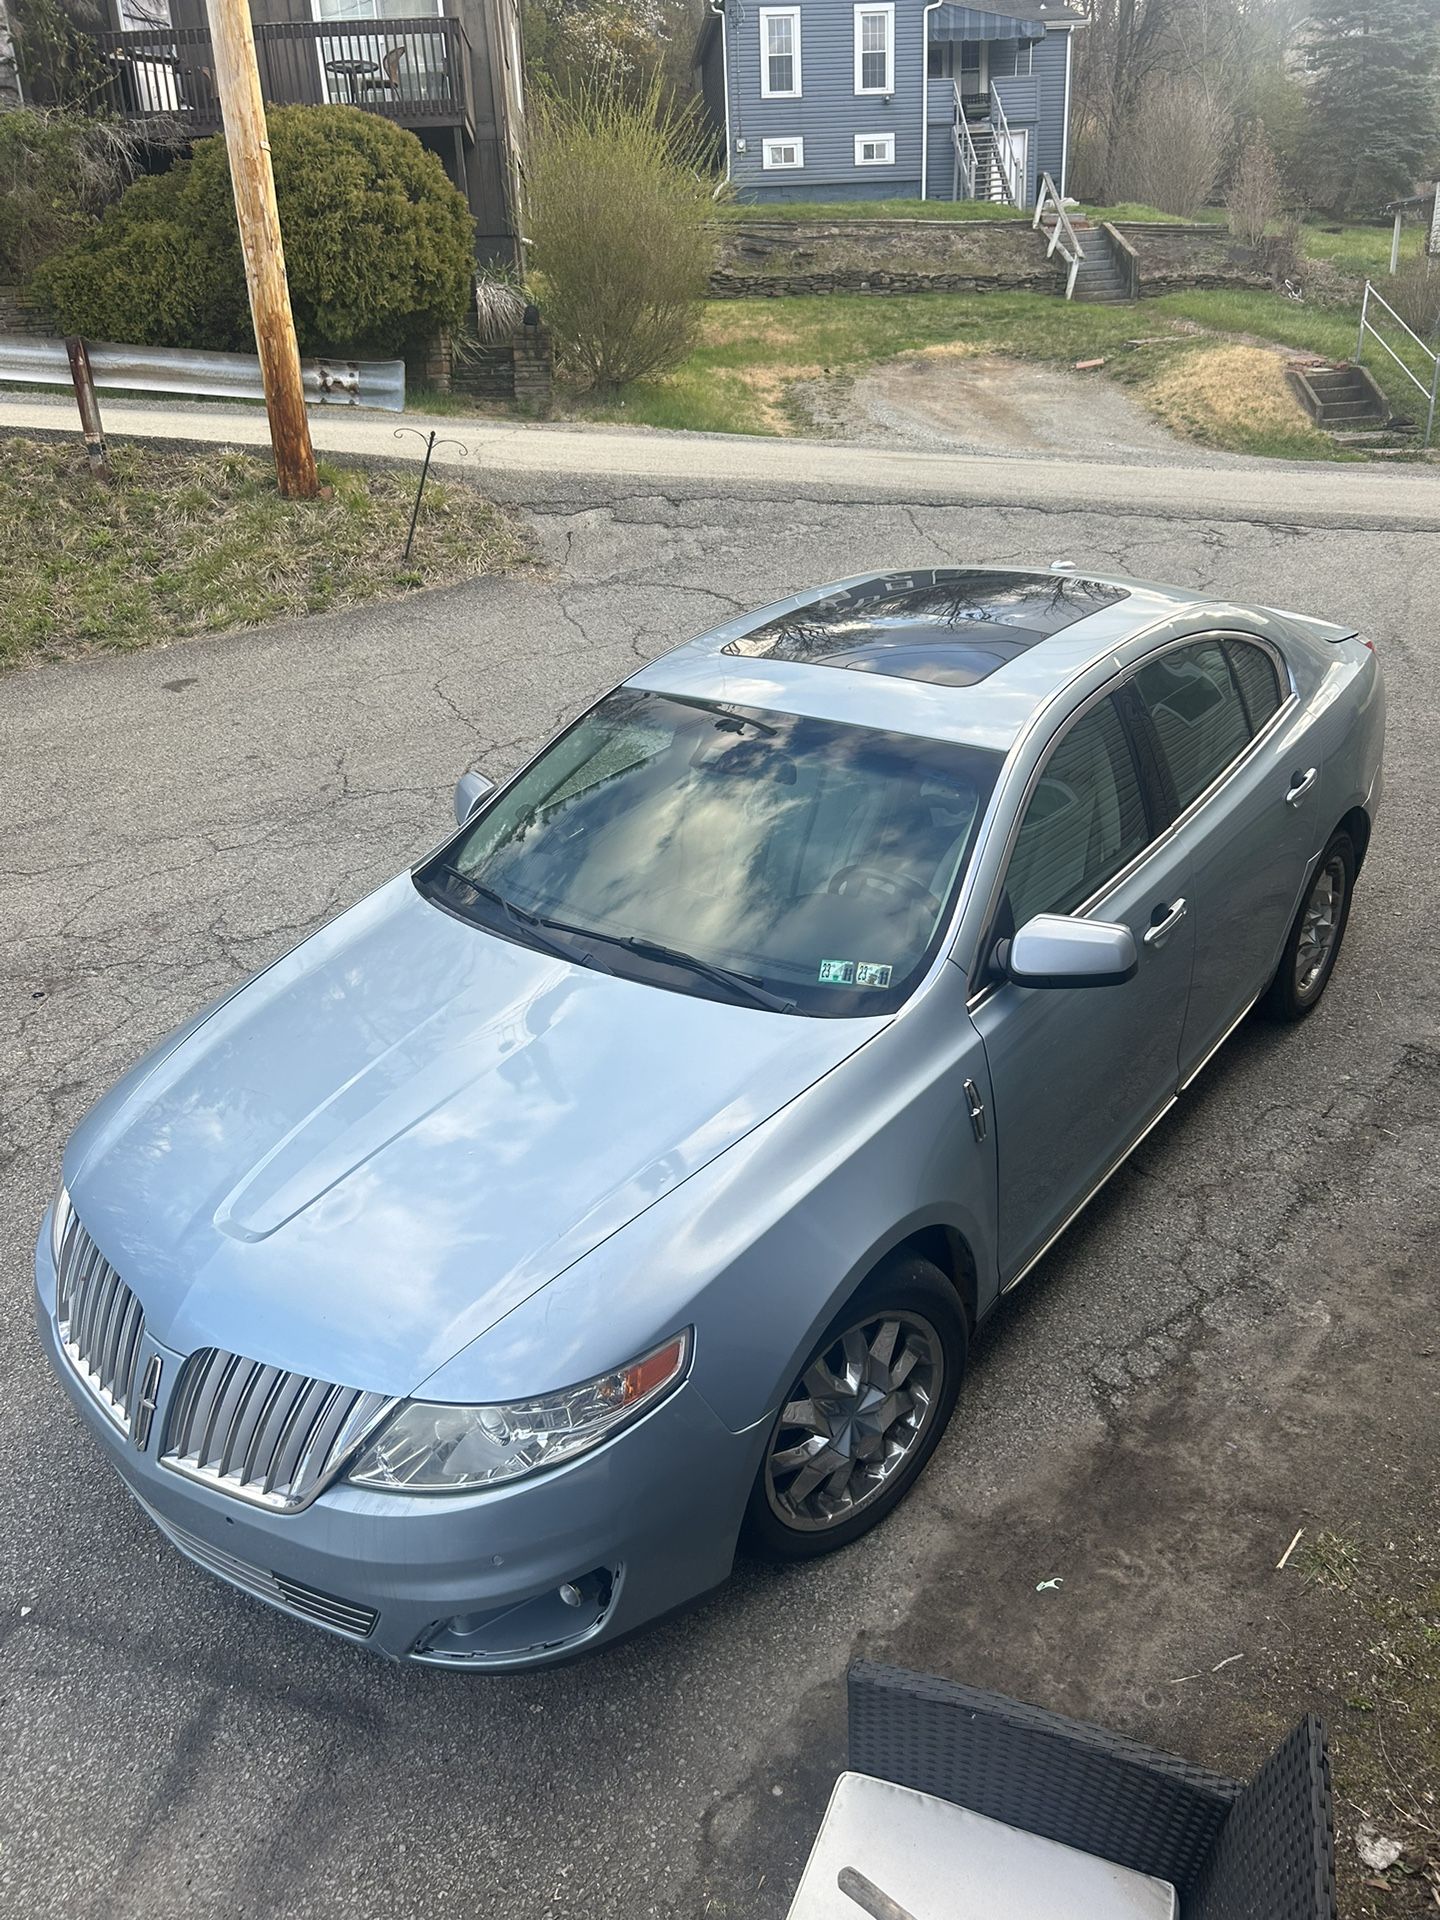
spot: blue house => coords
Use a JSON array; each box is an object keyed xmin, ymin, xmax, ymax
[{"xmin": 697, "ymin": 0, "xmax": 1085, "ymax": 211}]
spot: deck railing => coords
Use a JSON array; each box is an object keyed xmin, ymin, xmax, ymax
[
  {"xmin": 1033, "ymin": 169, "xmax": 1083, "ymax": 299},
  {"xmin": 88, "ymin": 17, "xmax": 471, "ymax": 131}
]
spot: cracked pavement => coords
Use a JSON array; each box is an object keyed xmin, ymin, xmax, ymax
[{"xmin": 1, "ymin": 472, "xmax": 1437, "ymax": 1919}]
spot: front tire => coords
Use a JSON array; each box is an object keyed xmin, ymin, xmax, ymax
[
  {"xmin": 1260, "ymin": 830, "xmax": 1356, "ymax": 1023},
  {"xmin": 742, "ymin": 1255, "xmax": 967, "ymax": 1563}
]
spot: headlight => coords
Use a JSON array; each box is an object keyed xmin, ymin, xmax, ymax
[
  {"xmin": 347, "ymin": 1330, "xmax": 692, "ymax": 1493},
  {"xmin": 50, "ymin": 1180, "xmax": 73, "ymax": 1269}
]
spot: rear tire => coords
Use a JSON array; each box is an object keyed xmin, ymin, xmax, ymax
[
  {"xmin": 742, "ymin": 1256, "xmax": 967, "ymax": 1563},
  {"xmin": 1260, "ymin": 831, "xmax": 1355, "ymax": 1022}
]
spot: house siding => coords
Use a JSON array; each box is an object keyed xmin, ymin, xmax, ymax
[
  {"xmin": 1026, "ymin": 26, "xmax": 1067, "ymax": 191},
  {"xmin": 724, "ymin": 0, "xmax": 927, "ymax": 201},
  {"xmin": 706, "ymin": 0, "xmax": 1073, "ymax": 207}
]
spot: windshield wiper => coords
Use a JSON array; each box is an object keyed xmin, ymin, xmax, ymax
[
  {"xmin": 617, "ymin": 935, "xmax": 796, "ymax": 1014},
  {"xmin": 428, "ymin": 865, "xmax": 614, "ymax": 972}
]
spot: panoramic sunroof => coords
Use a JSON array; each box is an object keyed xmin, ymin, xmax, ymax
[{"xmin": 722, "ymin": 570, "xmax": 1129, "ymax": 689}]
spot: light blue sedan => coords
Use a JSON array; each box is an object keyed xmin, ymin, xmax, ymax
[{"xmin": 37, "ymin": 568, "xmax": 1384, "ymax": 1668}]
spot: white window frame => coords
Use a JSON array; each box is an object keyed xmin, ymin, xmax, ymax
[
  {"xmin": 853, "ymin": 2, "xmax": 894, "ymax": 95},
  {"xmin": 761, "ymin": 136, "xmax": 805, "ymax": 170},
  {"xmin": 854, "ymin": 131, "xmax": 895, "ymax": 165},
  {"xmin": 759, "ymin": 6, "xmax": 801, "ymax": 99}
]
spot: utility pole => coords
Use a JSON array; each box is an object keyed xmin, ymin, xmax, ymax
[{"xmin": 202, "ymin": 0, "xmax": 318, "ymax": 498}]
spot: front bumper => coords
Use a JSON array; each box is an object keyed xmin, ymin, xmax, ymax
[{"xmin": 35, "ymin": 1244, "xmax": 759, "ymax": 1669}]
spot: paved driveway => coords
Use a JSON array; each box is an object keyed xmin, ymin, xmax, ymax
[{"xmin": 2, "ymin": 469, "xmax": 1436, "ymax": 1919}]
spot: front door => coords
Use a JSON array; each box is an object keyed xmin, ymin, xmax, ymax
[
  {"xmin": 994, "ymin": 124, "xmax": 1027, "ymax": 205},
  {"xmin": 970, "ymin": 690, "xmax": 1194, "ymax": 1283}
]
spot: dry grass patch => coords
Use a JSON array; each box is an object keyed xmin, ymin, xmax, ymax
[
  {"xmin": 1, "ymin": 436, "xmax": 529, "ymax": 666},
  {"xmin": 1140, "ymin": 343, "xmax": 1335, "ymax": 459},
  {"xmin": 735, "ymin": 362, "xmax": 830, "ymax": 433},
  {"xmin": 699, "ymin": 312, "xmax": 807, "ymax": 353}
]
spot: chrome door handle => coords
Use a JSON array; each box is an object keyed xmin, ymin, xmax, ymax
[
  {"xmin": 1143, "ymin": 897, "xmax": 1188, "ymax": 947},
  {"xmin": 1286, "ymin": 767, "xmax": 1318, "ymax": 806}
]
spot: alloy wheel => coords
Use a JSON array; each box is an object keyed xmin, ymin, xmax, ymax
[
  {"xmin": 763, "ymin": 1311, "xmax": 943, "ymax": 1533},
  {"xmin": 1295, "ymin": 855, "xmax": 1346, "ymax": 998}
]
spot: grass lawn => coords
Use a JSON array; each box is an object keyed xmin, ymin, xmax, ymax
[
  {"xmin": 568, "ymin": 285, "xmax": 1398, "ymax": 457},
  {"xmin": 1300, "ymin": 216, "xmax": 1430, "ymax": 277},
  {"xmin": 0, "ymin": 437, "xmax": 528, "ymax": 667}
]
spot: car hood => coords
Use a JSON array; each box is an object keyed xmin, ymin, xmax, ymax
[{"xmin": 65, "ymin": 877, "xmax": 882, "ymax": 1397}]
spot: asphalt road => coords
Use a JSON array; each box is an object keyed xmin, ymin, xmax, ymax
[
  {"xmin": 2, "ymin": 463, "xmax": 1437, "ymax": 1919},
  {"xmin": 4, "ymin": 388, "xmax": 1439, "ymax": 525}
]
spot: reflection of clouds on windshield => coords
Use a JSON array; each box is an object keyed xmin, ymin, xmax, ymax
[{"xmin": 451, "ymin": 696, "xmax": 996, "ymax": 995}]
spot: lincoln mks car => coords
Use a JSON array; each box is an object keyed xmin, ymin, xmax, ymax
[{"xmin": 37, "ymin": 568, "xmax": 1384, "ymax": 1668}]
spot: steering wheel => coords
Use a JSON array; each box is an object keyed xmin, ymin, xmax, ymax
[{"xmin": 827, "ymin": 864, "xmax": 939, "ymax": 916}]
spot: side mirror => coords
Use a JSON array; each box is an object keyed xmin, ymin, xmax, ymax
[
  {"xmin": 453, "ymin": 770, "xmax": 495, "ymax": 828},
  {"xmin": 1002, "ymin": 913, "xmax": 1138, "ymax": 989}
]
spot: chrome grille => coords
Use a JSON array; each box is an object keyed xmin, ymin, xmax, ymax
[
  {"xmin": 54, "ymin": 1206, "xmax": 147, "ymax": 1433},
  {"xmin": 136, "ymin": 1496, "xmax": 379, "ymax": 1639},
  {"xmin": 161, "ymin": 1348, "xmax": 395, "ymax": 1512}
]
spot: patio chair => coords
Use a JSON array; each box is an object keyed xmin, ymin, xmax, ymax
[
  {"xmin": 359, "ymin": 45, "xmax": 406, "ymax": 97},
  {"xmin": 804, "ymin": 1662, "xmax": 1335, "ymax": 1920}
]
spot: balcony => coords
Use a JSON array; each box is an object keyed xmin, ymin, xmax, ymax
[{"xmin": 90, "ymin": 17, "xmax": 473, "ymax": 139}]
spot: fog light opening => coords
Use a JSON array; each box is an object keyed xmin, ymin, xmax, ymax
[{"xmin": 415, "ymin": 1567, "xmax": 618, "ymax": 1665}]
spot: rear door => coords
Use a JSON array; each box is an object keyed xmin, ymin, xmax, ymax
[
  {"xmin": 1129, "ymin": 635, "xmax": 1323, "ymax": 1080},
  {"xmin": 970, "ymin": 689, "xmax": 1194, "ymax": 1285}
]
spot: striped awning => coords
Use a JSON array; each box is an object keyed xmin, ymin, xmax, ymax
[{"xmin": 929, "ymin": 5, "xmax": 1045, "ymax": 38}]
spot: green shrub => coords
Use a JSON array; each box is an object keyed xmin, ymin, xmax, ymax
[
  {"xmin": 525, "ymin": 78, "xmax": 715, "ymax": 392},
  {"xmin": 33, "ymin": 106, "xmax": 475, "ymax": 354}
]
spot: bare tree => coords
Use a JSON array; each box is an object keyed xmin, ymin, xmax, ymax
[
  {"xmin": 1228, "ymin": 119, "xmax": 1284, "ymax": 244},
  {"xmin": 1118, "ymin": 76, "xmax": 1229, "ymax": 215}
]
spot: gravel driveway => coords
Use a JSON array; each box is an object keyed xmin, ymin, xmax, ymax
[
  {"xmin": 2, "ymin": 464, "xmax": 1436, "ymax": 1920},
  {"xmin": 792, "ymin": 349, "xmax": 1269, "ymax": 465}
]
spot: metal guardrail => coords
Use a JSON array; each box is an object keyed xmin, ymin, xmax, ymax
[
  {"xmin": 1032, "ymin": 171, "xmax": 1083, "ymax": 301},
  {"xmin": 1356, "ymin": 280, "xmax": 1438, "ymax": 447},
  {"xmin": 0, "ymin": 333, "xmax": 405, "ymax": 411}
]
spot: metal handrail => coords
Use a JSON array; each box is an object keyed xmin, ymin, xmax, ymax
[
  {"xmin": 1357, "ymin": 279, "xmax": 1438, "ymax": 446},
  {"xmin": 1033, "ymin": 169, "xmax": 1083, "ymax": 300},
  {"xmin": 988, "ymin": 81, "xmax": 1021, "ymax": 209},
  {"xmin": 951, "ymin": 81, "xmax": 978, "ymax": 202}
]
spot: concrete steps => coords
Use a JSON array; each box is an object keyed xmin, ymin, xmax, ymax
[{"xmin": 1040, "ymin": 213, "xmax": 1134, "ymax": 303}]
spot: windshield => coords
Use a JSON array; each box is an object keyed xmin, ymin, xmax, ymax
[{"xmin": 416, "ymin": 689, "xmax": 1002, "ymax": 1017}]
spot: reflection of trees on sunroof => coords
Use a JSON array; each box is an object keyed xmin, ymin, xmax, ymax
[{"xmin": 723, "ymin": 571, "xmax": 1129, "ymax": 687}]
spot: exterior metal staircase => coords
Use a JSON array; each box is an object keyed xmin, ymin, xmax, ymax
[{"xmin": 951, "ymin": 83, "xmax": 1023, "ymax": 209}]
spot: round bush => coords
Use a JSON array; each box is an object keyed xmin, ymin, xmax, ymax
[{"xmin": 34, "ymin": 106, "xmax": 476, "ymax": 355}]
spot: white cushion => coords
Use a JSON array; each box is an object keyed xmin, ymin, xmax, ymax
[{"xmin": 786, "ymin": 1771, "xmax": 1177, "ymax": 1920}]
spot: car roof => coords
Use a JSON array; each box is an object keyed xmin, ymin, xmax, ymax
[{"xmin": 627, "ymin": 566, "xmax": 1264, "ymax": 753}]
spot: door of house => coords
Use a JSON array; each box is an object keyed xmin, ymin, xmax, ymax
[{"xmin": 994, "ymin": 123, "xmax": 1027, "ymax": 205}]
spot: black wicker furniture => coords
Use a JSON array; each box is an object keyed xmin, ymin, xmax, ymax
[{"xmin": 841, "ymin": 1663, "xmax": 1336, "ymax": 1920}]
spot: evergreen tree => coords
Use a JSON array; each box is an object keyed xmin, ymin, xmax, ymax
[{"xmin": 1303, "ymin": 0, "xmax": 1440, "ymax": 215}]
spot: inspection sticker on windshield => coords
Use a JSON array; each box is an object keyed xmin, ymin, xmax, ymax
[
  {"xmin": 818, "ymin": 959, "xmax": 856, "ymax": 986},
  {"xmin": 855, "ymin": 962, "xmax": 893, "ymax": 989}
]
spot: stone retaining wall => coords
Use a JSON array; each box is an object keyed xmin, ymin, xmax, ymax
[
  {"xmin": 450, "ymin": 328, "xmax": 553, "ymax": 413},
  {"xmin": 1115, "ymin": 224, "xmax": 1274, "ymax": 296},
  {"xmin": 711, "ymin": 218, "xmax": 1064, "ymax": 298},
  {"xmin": 0, "ymin": 278, "xmax": 52, "ymax": 336}
]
